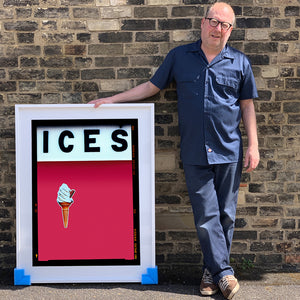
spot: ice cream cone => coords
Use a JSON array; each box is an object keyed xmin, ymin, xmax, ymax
[{"xmin": 59, "ymin": 201, "xmax": 72, "ymax": 228}]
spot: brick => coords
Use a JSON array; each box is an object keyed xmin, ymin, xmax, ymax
[
  {"xmin": 74, "ymin": 82, "xmax": 99, "ymax": 92},
  {"xmin": 127, "ymin": 0, "xmax": 144, "ymax": 4},
  {"xmin": 0, "ymin": 9, "xmax": 14, "ymax": 19},
  {"xmin": 259, "ymin": 207, "xmax": 283, "ymax": 217},
  {"xmin": 73, "ymin": 8, "xmax": 99, "ymax": 18},
  {"xmin": 62, "ymin": 21, "xmax": 87, "ymax": 30},
  {"xmin": 285, "ymin": 6, "xmax": 300, "ymax": 17},
  {"xmin": 100, "ymin": 7, "xmax": 132, "ymax": 18},
  {"xmin": 158, "ymin": 19, "xmax": 192, "ymax": 30},
  {"xmin": 235, "ymin": 218, "xmax": 247, "ymax": 228},
  {"xmin": 44, "ymin": 46, "xmax": 63, "ymax": 56},
  {"xmin": 77, "ymin": 33, "xmax": 91, "ymax": 43},
  {"xmin": 40, "ymin": 58, "xmax": 73, "ymax": 68},
  {"xmin": 247, "ymin": 54, "xmax": 269, "ymax": 65},
  {"xmin": 130, "ymin": 55, "xmax": 164, "ymax": 67},
  {"xmin": 171, "ymin": 6, "xmax": 204, "ymax": 17},
  {"xmin": 246, "ymin": 29, "xmax": 268, "ymax": 41},
  {"xmin": 125, "ymin": 43, "xmax": 158, "ymax": 55},
  {"xmin": 42, "ymin": 33, "xmax": 74, "ymax": 44},
  {"xmin": 61, "ymin": 0, "xmax": 94, "ymax": 4},
  {"xmin": 274, "ymin": 19, "xmax": 291, "ymax": 29},
  {"xmin": 4, "ymin": 0, "xmax": 39, "ymax": 6},
  {"xmin": 260, "ymin": 230, "xmax": 284, "ymax": 240},
  {"xmin": 34, "ymin": 8, "xmax": 69, "ymax": 18},
  {"xmin": 231, "ymin": 242, "xmax": 247, "ymax": 252},
  {"xmin": 168, "ymin": 231, "xmax": 197, "ymax": 241},
  {"xmin": 64, "ymin": 45, "xmax": 86, "ymax": 56},
  {"xmin": 47, "ymin": 69, "xmax": 64, "ymax": 80},
  {"xmin": 148, "ymin": 0, "xmax": 180, "ymax": 4},
  {"xmin": 236, "ymin": 207, "xmax": 257, "ymax": 215},
  {"xmin": 156, "ymin": 152, "xmax": 176, "ymax": 171},
  {"xmin": 271, "ymin": 31, "xmax": 299, "ymax": 41},
  {"xmin": 121, "ymin": 19, "xmax": 155, "ymax": 31},
  {"xmin": 20, "ymin": 58, "xmax": 37, "ymax": 67},
  {"xmin": 134, "ymin": 7, "xmax": 167, "ymax": 18},
  {"xmin": 275, "ymin": 91, "xmax": 300, "ymax": 101},
  {"xmin": 252, "ymin": 218, "xmax": 278, "ymax": 228},
  {"xmin": 99, "ymin": 32, "xmax": 132, "ymax": 43},
  {"xmin": 245, "ymin": 194, "xmax": 276, "ymax": 204},
  {"xmin": 9, "ymin": 69, "xmax": 45, "ymax": 80},
  {"xmin": 95, "ymin": 57, "xmax": 128, "ymax": 67},
  {"xmin": 0, "ymin": 209, "xmax": 10, "ymax": 218},
  {"xmin": 16, "ymin": 8, "xmax": 32, "ymax": 18},
  {"xmin": 0, "ymin": 32, "xmax": 15, "ymax": 45},
  {"xmin": 88, "ymin": 44, "xmax": 123, "ymax": 55},
  {"xmin": 4, "ymin": 21, "xmax": 38, "ymax": 31},
  {"xmin": 257, "ymin": 254, "xmax": 282, "ymax": 264},
  {"xmin": 66, "ymin": 70, "xmax": 80, "ymax": 80},
  {"xmin": 36, "ymin": 81, "xmax": 72, "ymax": 92},
  {"xmin": 233, "ymin": 230, "xmax": 257, "ymax": 240},
  {"xmin": 0, "ymin": 58, "xmax": 18, "ymax": 68},
  {"xmin": 81, "ymin": 69, "xmax": 115, "ymax": 80},
  {"xmin": 287, "ymin": 231, "xmax": 300, "ymax": 240},
  {"xmin": 0, "ymin": 82, "xmax": 16, "ymax": 92},
  {"xmin": 249, "ymin": 183, "xmax": 265, "ymax": 193},
  {"xmin": 156, "ymin": 195, "xmax": 181, "ymax": 204},
  {"xmin": 41, "ymin": 20, "xmax": 57, "ymax": 31},
  {"xmin": 100, "ymin": 79, "xmax": 132, "ymax": 92},
  {"xmin": 88, "ymin": 20, "xmax": 120, "ymax": 31},
  {"xmin": 117, "ymin": 68, "xmax": 151, "ymax": 79},
  {"xmin": 282, "ymin": 219, "xmax": 296, "ymax": 229},
  {"xmin": 136, "ymin": 32, "xmax": 169, "ymax": 42},
  {"xmin": 42, "ymin": 93, "xmax": 61, "ymax": 103},
  {"xmin": 285, "ymin": 255, "xmax": 300, "ymax": 264},
  {"xmin": 62, "ymin": 93, "xmax": 82, "ymax": 103},
  {"xmin": 250, "ymin": 242, "xmax": 273, "ymax": 251},
  {"xmin": 173, "ymin": 30, "xmax": 200, "ymax": 42},
  {"xmin": 245, "ymin": 42, "xmax": 278, "ymax": 53},
  {"xmin": 17, "ymin": 33, "xmax": 34, "ymax": 44},
  {"xmin": 236, "ymin": 18, "xmax": 270, "ymax": 28}
]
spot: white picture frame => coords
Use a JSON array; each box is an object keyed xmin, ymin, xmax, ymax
[{"xmin": 14, "ymin": 104, "xmax": 156, "ymax": 285}]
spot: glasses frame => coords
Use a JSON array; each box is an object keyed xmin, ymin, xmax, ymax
[{"xmin": 205, "ymin": 17, "xmax": 233, "ymax": 32}]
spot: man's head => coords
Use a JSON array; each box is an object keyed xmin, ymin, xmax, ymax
[{"xmin": 201, "ymin": 2, "xmax": 235, "ymax": 54}]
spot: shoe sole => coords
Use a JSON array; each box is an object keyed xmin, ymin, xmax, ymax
[
  {"xmin": 227, "ymin": 281, "xmax": 240, "ymax": 299},
  {"xmin": 200, "ymin": 289, "xmax": 219, "ymax": 296}
]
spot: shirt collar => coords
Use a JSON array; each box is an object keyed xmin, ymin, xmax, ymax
[{"xmin": 188, "ymin": 39, "xmax": 235, "ymax": 60}]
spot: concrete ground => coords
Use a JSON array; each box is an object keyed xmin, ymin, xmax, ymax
[{"xmin": 0, "ymin": 273, "xmax": 299, "ymax": 300}]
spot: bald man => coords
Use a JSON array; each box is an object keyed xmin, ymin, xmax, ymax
[{"xmin": 90, "ymin": 2, "xmax": 259, "ymax": 299}]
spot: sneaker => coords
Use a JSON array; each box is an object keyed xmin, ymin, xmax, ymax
[
  {"xmin": 200, "ymin": 268, "xmax": 219, "ymax": 296},
  {"xmin": 218, "ymin": 275, "xmax": 240, "ymax": 299}
]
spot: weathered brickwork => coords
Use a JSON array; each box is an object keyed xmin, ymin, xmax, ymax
[{"xmin": 0, "ymin": 0, "xmax": 299, "ymax": 283}]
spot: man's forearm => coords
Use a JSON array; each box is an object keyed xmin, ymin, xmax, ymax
[{"xmin": 89, "ymin": 81, "xmax": 160, "ymax": 107}]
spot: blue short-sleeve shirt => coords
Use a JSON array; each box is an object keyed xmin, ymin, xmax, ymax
[{"xmin": 150, "ymin": 39, "xmax": 258, "ymax": 165}]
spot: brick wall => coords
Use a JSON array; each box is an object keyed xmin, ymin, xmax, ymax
[{"xmin": 0, "ymin": 0, "xmax": 299, "ymax": 283}]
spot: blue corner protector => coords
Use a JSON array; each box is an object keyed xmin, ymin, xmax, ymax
[
  {"xmin": 14, "ymin": 268, "xmax": 31, "ymax": 286},
  {"xmin": 141, "ymin": 266, "xmax": 158, "ymax": 285}
]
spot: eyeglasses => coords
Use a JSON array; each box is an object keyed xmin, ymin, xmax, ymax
[{"xmin": 205, "ymin": 18, "xmax": 233, "ymax": 32}]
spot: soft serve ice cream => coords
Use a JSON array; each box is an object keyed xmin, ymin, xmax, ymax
[{"xmin": 57, "ymin": 183, "xmax": 75, "ymax": 228}]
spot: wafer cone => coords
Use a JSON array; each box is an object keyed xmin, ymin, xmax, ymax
[
  {"xmin": 58, "ymin": 190, "xmax": 75, "ymax": 228},
  {"xmin": 59, "ymin": 202, "xmax": 72, "ymax": 228}
]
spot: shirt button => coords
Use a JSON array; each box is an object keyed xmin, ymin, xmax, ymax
[{"xmin": 208, "ymin": 148, "xmax": 213, "ymax": 153}]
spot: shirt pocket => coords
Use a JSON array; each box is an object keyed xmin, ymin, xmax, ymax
[
  {"xmin": 215, "ymin": 76, "xmax": 240, "ymax": 100},
  {"xmin": 177, "ymin": 75, "xmax": 201, "ymax": 98}
]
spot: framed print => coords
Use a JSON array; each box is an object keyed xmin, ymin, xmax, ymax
[{"xmin": 14, "ymin": 104, "xmax": 156, "ymax": 284}]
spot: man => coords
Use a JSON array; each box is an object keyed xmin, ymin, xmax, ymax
[{"xmin": 89, "ymin": 2, "xmax": 259, "ymax": 299}]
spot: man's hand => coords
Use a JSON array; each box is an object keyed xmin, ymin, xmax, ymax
[
  {"xmin": 244, "ymin": 146, "xmax": 260, "ymax": 172},
  {"xmin": 88, "ymin": 98, "xmax": 113, "ymax": 108}
]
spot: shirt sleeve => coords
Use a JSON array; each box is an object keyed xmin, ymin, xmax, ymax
[
  {"xmin": 239, "ymin": 55, "xmax": 258, "ymax": 100},
  {"xmin": 150, "ymin": 48, "xmax": 176, "ymax": 90}
]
